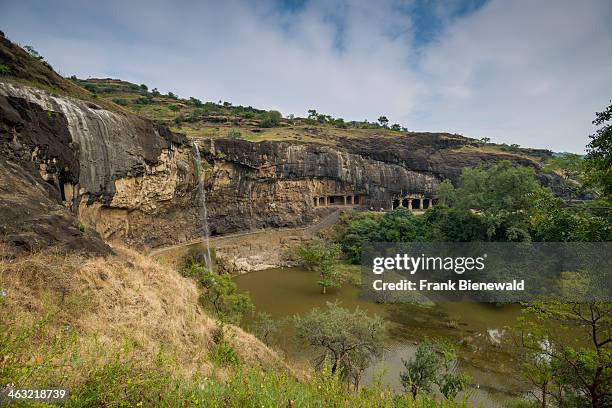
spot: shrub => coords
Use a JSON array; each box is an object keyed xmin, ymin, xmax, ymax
[
  {"xmin": 112, "ymin": 98, "xmax": 129, "ymax": 106},
  {"xmin": 83, "ymin": 83, "xmax": 97, "ymax": 93},
  {"xmin": 0, "ymin": 63, "xmax": 10, "ymax": 75},
  {"xmin": 168, "ymin": 104, "xmax": 180, "ymax": 112},
  {"xmin": 134, "ymin": 96, "xmax": 152, "ymax": 105},
  {"xmin": 209, "ymin": 340, "xmax": 241, "ymax": 367},
  {"xmin": 228, "ymin": 128, "xmax": 242, "ymax": 139},
  {"xmin": 182, "ymin": 263, "xmax": 254, "ymax": 323},
  {"xmin": 259, "ymin": 110, "xmax": 282, "ymax": 128}
]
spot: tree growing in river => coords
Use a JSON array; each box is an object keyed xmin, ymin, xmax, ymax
[
  {"xmin": 294, "ymin": 302, "xmax": 386, "ymax": 379},
  {"xmin": 293, "ymin": 240, "xmax": 343, "ymax": 294}
]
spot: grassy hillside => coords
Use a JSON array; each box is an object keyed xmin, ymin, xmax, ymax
[
  {"xmin": 0, "ymin": 243, "xmax": 471, "ymax": 407},
  {"xmin": 70, "ymin": 77, "xmax": 553, "ymax": 162}
]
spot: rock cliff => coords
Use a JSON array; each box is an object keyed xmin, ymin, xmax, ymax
[{"xmin": 0, "ymin": 79, "xmax": 564, "ymax": 251}]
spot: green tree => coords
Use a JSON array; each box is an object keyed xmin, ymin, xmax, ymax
[
  {"xmin": 455, "ymin": 161, "xmax": 542, "ymax": 241},
  {"xmin": 435, "ymin": 179, "xmax": 456, "ymax": 207},
  {"xmin": 544, "ymin": 153, "xmax": 584, "ymax": 198},
  {"xmin": 293, "ymin": 240, "xmax": 342, "ymax": 294},
  {"xmin": 293, "ymin": 302, "xmax": 386, "ymax": 375},
  {"xmin": 250, "ymin": 312, "xmax": 279, "ymax": 346},
  {"xmin": 511, "ymin": 274, "xmax": 611, "ymax": 408},
  {"xmin": 400, "ymin": 341, "xmax": 470, "ymax": 400},
  {"xmin": 529, "ymin": 189, "xmax": 611, "ymax": 242},
  {"xmin": 339, "ymin": 214, "xmax": 382, "ymax": 263},
  {"xmin": 425, "ymin": 207, "xmax": 489, "ymax": 242},
  {"xmin": 189, "ymin": 97, "xmax": 203, "ymax": 106},
  {"xmin": 585, "ymin": 101, "xmax": 612, "ymax": 199},
  {"xmin": 378, "ymin": 116, "xmax": 389, "ymax": 128},
  {"xmin": 24, "ymin": 45, "xmax": 44, "ymax": 61},
  {"xmin": 182, "ymin": 264, "xmax": 254, "ymax": 324},
  {"xmin": 260, "ymin": 110, "xmax": 282, "ymax": 128}
]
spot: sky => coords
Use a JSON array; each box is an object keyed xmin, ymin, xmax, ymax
[{"xmin": 1, "ymin": 0, "xmax": 611, "ymax": 153}]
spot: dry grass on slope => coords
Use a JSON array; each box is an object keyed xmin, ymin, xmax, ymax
[{"xmin": 0, "ymin": 243, "xmax": 286, "ymax": 389}]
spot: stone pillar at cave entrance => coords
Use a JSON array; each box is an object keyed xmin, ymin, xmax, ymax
[
  {"xmin": 408, "ymin": 199, "xmax": 413, "ymax": 210},
  {"xmin": 419, "ymin": 198, "xmax": 424, "ymax": 210}
]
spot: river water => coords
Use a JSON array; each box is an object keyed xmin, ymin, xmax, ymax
[{"xmin": 235, "ymin": 266, "xmax": 527, "ymax": 407}]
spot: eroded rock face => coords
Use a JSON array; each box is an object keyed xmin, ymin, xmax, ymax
[
  {"xmin": 0, "ymin": 82, "xmax": 192, "ymax": 249},
  {"xmin": 0, "ymin": 82, "xmax": 562, "ymax": 251}
]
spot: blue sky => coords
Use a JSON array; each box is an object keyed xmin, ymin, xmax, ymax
[{"xmin": 1, "ymin": 0, "xmax": 611, "ymax": 152}]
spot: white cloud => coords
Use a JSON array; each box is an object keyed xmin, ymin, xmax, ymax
[{"xmin": 0, "ymin": 0, "xmax": 610, "ymax": 152}]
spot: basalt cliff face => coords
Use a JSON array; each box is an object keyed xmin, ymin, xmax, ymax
[{"xmin": 0, "ymin": 80, "xmax": 562, "ymax": 251}]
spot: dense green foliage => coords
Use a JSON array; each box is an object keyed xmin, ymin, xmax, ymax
[
  {"xmin": 340, "ymin": 159, "xmax": 611, "ymax": 263},
  {"xmin": 585, "ymin": 101, "xmax": 612, "ymax": 199}
]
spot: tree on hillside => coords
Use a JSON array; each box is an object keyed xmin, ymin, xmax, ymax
[
  {"xmin": 294, "ymin": 302, "xmax": 386, "ymax": 377},
  {"xmin": 544, "ymin": 153, "xmax": 584, "ymax": 198},
  {"xmin": 260, "ymin": 110, "xmax": 282, "ymax": 128},
  {"xmin": 585, "ymin": 101, "xmax": 612, "ymax": 199},
  {"xmin": 182, "ymin": 264, "xmax": 253, "ymax": 324},
  {"xmin": 189, "ymin": 97, "xmax": 203, "ymax": 106},
  {"xmin": 23, "ymin": 45, "xmax": 43, "ymax": 61},
  {"xmin": 251, "ymin": 312, "xmax": 279, "ymax": 346},
  {"xmin": 378, "ymin": 116, "xmax": 389, "ymax": 128}
]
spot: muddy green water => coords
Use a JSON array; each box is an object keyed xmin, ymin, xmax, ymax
[{"xmin": 235, "ymin": 266, "xmax": 526, "ymax": 407}]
